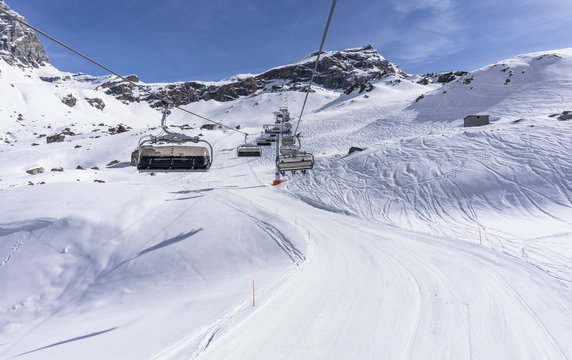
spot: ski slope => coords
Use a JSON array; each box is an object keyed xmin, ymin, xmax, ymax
[
  {"xmin": 1, "ymin": 48, "xmax": 572, "ymax": 359},
  {"xmin": 196, "ymin": 187, "xmax": 571, "ymax": 360}
]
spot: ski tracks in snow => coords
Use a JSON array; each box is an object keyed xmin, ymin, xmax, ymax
[
  {"xmin": 189, "ymin": 188, "xmax": 572, "ymax": 360},
  {"xmin": 0, "ymin": 219, "xmax": 55, "ymax": 266}
]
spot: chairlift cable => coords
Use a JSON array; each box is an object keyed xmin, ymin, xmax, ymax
[
  {"xmin": 293, "ymin": 0, "xmax": 337, "ymax": 136},
  {"xmin": 0, "ymin": 8, "xmax": 133, "ymax": 86},
  {"xmin": 0, "ymin": 8, "xmax": 258, "ymax": 137}
]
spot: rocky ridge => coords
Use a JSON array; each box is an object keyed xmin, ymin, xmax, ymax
[
  {"xmin": 93, "ymin": 44, "xmax": 410, "ymax": 107},
  {"xmin": 0, "ymin": 1, "xmax": 50, "ymax": 67}
]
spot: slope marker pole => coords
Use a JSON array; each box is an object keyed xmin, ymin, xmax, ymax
[{"xmin": 253, "ymin": 280, "xmax": 255, "ymax": 307}]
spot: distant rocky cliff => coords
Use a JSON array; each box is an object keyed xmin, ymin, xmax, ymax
[
  {"xmin": 0, "ymin": 1, "xmax": 50, "ymax": 67},
  {"xmin": 96, "ymin": 45, "xmax": 409, "ymax": 107}
]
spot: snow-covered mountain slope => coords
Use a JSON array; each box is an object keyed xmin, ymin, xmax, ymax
[
  {"xmin": 285, "ymin": 48, "xmax": 572, "ymax": 281},
  {"xmin": 0, "ymin": 5, "xmax": 571, "ymax": 356},
  {"xmin": 409, "ymin": 48, "xmax": 572, "ymax": 124}
]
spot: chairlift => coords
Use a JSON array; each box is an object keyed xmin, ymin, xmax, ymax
[
  {"xmin": 276, "ymin": 134, "xmax": 313, "ymax": 171},
  {"xmin": 237, "ymin": 134, "xmax": 262, "ymax": 157},
  {"xmin": 264, "ymin": 124, "xmax": 280, "ymax": 134},
  {"xmin": 276, "ymin": 151, "xmax": 314, "ymax": 171},
  {"xmin": 279, "ymin": 107, "xmax": 291, "ymax": 122},
  {"xmin": 256, "ymin": 134, "xmax": 273, "ymax": 146},
  {"xmin": 264, "ymin": 122, "xmax": 291, "ymax": 134},
  {"xmin": 136, "ymin": 104, "xmax": 213, "ymax": 172},
  {"xmin": 280, "ymin": 143, "xmax": 298, "ymax": 155},
  {"xmin": 282, "ymin": 135, "xmax": 296, "ymax": 145}
]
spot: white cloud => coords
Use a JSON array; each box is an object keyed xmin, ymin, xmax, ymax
[
  {"xmin": 392, "ymin": 0, "xmax": 456, "ymax": 15},
  {"xmin": 377, "ymin": 0, "xmax": 467, "ymax": 65}
]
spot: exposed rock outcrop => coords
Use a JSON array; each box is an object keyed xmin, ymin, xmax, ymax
[
  {"xmin": 61, "ymin": 94, "xmax": 78, "ymax": 107},
  {"xmin": 416, "ymin": 71, "xmax": 469, "ymax": 85},
  {"xmin": 26, "ymin": 167, "xmax": 44, "ymax": 175},
  {"xmin": 46, "ymin": 134, "xmax": 65, "ymax": 143},
  {"xmin": 86, "ymin": 97, "xmax": 106, "ymax": 110},
  {"xmin": 0, "ymin": 1, "xmax": 50, "ymax": 67}
]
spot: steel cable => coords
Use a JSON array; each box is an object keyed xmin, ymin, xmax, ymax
[
  {"xmin": 0, "ymin": 7, "xmax": 257, "ymax": 136},
  {"xmin": 293, "ymin": 0, "xmax": 338, "ymax": 136}
]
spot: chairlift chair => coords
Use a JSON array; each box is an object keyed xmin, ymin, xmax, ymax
[
  {"xmin": 264, "ymin": 122, "xmax": 291, "ymax": 134},
  {"xmin": 236, "ymin": 134, "xmax": 262, "ymax": 157},
  {"xmin": 256, "ymin": 134, "xmax": 273, "ymax": 146},
  {"xmin": 282, "ymin": 135, "xmax": 296, "ymax": 145},
  {"xmin": 279, "ymin": 107, "xmax": 291, "ymax": 122},
  {"xmin": 276, "ymin": 151, "xmax": 314, "ymax": 171},
  {"xmin": 275, "ymin": 112, "xmax": 284, "ymax": 123},
  {"xmin": 276, "ymin": 133, "xmax": 313, "ymax": 171},
  {"xmin": 136, "ymin": 104, "xmax": 213, "ymax": 172},
  {"xmin": 280, "ymin": 143, "xmax": 298, "ymax": 155}
]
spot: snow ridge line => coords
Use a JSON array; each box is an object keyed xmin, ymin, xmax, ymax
[{"xmin": 220, "ymin": 193, "xmax": 306, "ymax": 266}]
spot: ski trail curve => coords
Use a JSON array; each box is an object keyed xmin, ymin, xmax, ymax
[{"xmin": 193, "ymin": 187, "xmax": 572, "ymax": 360}]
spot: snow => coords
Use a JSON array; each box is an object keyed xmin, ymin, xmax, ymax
[{"xmin": 1, "ymin": 47, "xmax": 571, "ymax": 359}]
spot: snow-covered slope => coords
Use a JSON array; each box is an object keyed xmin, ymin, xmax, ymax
[
  {"xmin": 409, "ymin": 48, "xmax": 572, "ymax": 124},
  {"xmin": 287, "ymin": 48, "xmax": 572, "ymax": 281},
  {"xmin": 1, "ymin": 11, "xmax": 571, "ymax": 357}
]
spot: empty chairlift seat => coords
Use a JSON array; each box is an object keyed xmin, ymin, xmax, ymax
[
  {"xmin": 276, "ymin": 152, "xmax": 314, "ymax": 171},
  {"xmin": 256, "ymin": 134, "xmax": 274, "ymax": 146},
  {"xmin": 137, "ymin": 144, "xmax": 211, "ymax": 171},
  {"xmin": 135, "ymin": 103, "xmax": 214, "ymax": 172},
  {"xmin": 237, "ymin": 144, "xmax": 262, "ymax": 157},
  {"xmin": 280, "ymin": 144, "xmax": 298, "ymax": 155},
  {"xmin": 282, "ymin": 135, "xmax": 296, "ymax": 145}
]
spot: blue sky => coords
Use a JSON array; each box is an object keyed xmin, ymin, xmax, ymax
[{"xmin": 7, "ymin": 0, "xmax": 572, "ymax": 83}]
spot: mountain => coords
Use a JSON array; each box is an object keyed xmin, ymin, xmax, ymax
[
  {"xmin": 0, "ymin": 1, "xmax": 50, "ymax": 67},
  {"xmin": 409, "ymin": 48, "xmax": 572, "ymax": 123},
  {"xmin": 53, "ymin": 44, "xmax": 411, "ymax": 107}
]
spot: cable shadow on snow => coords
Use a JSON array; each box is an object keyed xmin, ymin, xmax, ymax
[
  {"xmin": 136, "ymin": 229, "xmax": 202, "ymax": 257},
  {"xmin": 106, "ymin": 229, "xmax": 203, "ymax": 274},
  {"xmin": 13, "ymin": 328, "xmax": 116, "ymax": 358},
  {"xmin": 171, "ymin": 189, "xmax": 214, "ymax": 195},
  {"xmin": 106, "ymin": 162, "xmax": 131, "ymax": 169},
  {"xmin": 169, "ymin": 195, "xmax": 204, "ymax": 201}
]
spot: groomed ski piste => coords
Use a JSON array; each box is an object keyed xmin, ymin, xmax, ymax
[{"xmin": 1, "ymin": 47, "xmax": 572, "ymax": 359}]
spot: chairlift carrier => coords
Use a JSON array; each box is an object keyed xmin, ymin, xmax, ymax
[
  {"xmin": 280, "ymin": 143, "xmax": 298, "ymax": 155},
  {"xmin": 237, "ymin": 134, "xmax": 262, "ymax": 157},
  {"xmin": 137, "ymin": 105, "xmax": 213, "ymax": 172},
  {"xmin": 276, "ymin": 134, "xmax": 314, "ymax": 171},
  {"xmin": 276, "ymin": 151, "xmax": 314, "ymax": 171}
]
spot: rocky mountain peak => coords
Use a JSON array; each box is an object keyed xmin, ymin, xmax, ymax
[
  {"xmin": 265, "ymin": 44, "xmax": 406, "ymax": 90},
  {"xmin": 93, "ymin": 45, "xmax": 408, "ymax": 107},
  {"xmin": 0, "ymin": 1, "xmax": 50, "ymax": 67}
]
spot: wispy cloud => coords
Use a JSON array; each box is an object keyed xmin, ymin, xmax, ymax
[
  {"xmin": 392, "ymin": 0, "xmax": 456, "ymax": 15},
  {"xmin": 376, "ymin": 0, "xmax": 467, "ymax": 66}
]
